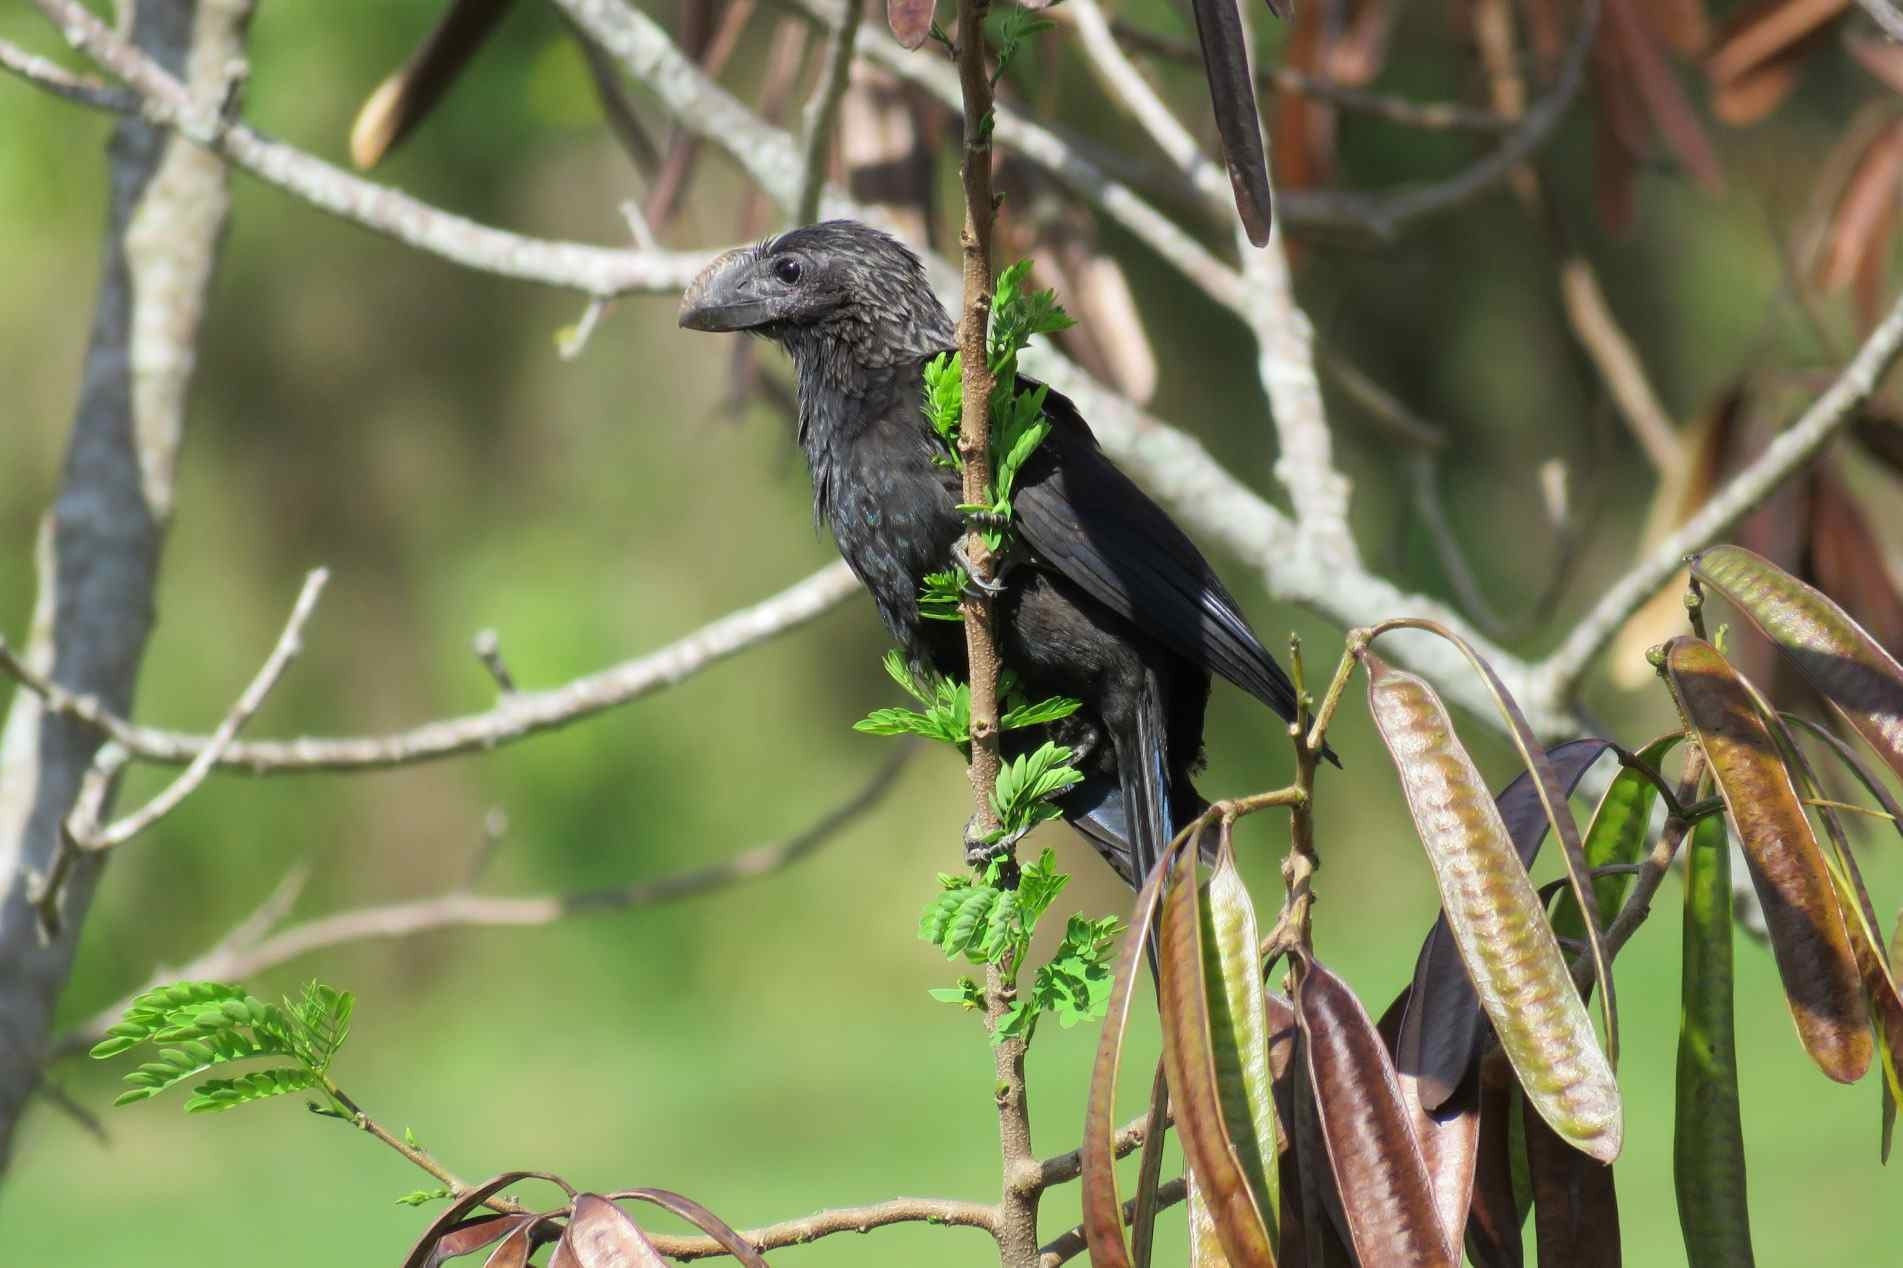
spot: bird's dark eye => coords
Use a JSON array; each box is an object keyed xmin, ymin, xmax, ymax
[{"xmin": 772, "ymin": 256, "xmax": 803, "ymax": 285}]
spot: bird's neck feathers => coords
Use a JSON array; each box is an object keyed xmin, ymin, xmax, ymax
[{"xmin": 780, "ymin": 293, "xmax": 953, "ymax": 516}]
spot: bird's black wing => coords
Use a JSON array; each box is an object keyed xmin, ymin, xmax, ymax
[{"xmin": 1010, "ymin": 379, "xmax": 1302, "ymax": 726}]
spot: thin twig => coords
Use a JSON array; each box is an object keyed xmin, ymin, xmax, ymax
[
  {"xmin": 1036, "ymin": 1177, "xmax": 1190, "ymax": 1266},
  {"xmin": 1600, "ymin": 746, "xmax": 1709, "ymax": 961},
  {"xmin": 1409, "ymin": 455, "xmax": 1511, "ymax": 635},
  {"xmin": 19, "ymin": 0, "xmax": 1573, "ymax": 738},
  {"xmin": 83, "ymin": 568, "xmax": 329, "ymax": 850},
  {"xmin": 0, "ymin": 35, "xmax": 136, "ymax": 111},
  {"xmin": 1540, "ymin": 285, "xmax": 1903, "ymax": 703},
  {"xmin": 1102, "ymin": 18, "xmax": 1516, "ymax": 134},
  {"xmin": 1556, "ymin": 256, "xmax": 1681, "ymax": 471},
  {"xmin": 1473, "ymin": 0, "xmax": 1680, "ymax": 473},
  {"xmin": 58, "ymin": 750, "xmax": 910, "ymax": 1057},
  {"xmin": 1316, "ymin": 345, "xmax": 1447, "ymax": 450},
  {"xmin": 564, "ymin": 16, "xmax": 662, "ymax": 176},
  {"xmin": 30, "ymin": 571, "xmax": 329, "ymax": 938},
  {"xmin": 646, "ymin": 1196, "xmax": 1001, "ymax": 1260},
  {"xmin": 1858, "ymin": 0, "xmax": 1903, "ymax": 44},
  {"xmin": 1066, "ymin": 0, "xmax": 1222, "ymax": 195},
  {"xmin": 22, "ymin": 0, "xmax": 715, "ymax": 298},
  {"xmin": 325, "ymin": 1079, "xmax": 482, "ymax": 1199},
  {"xmin": 1037, "ymin": 1107, "xmax": 1154, "ymax": 1188},
  {"xmin": 0, "ymin": 562, "xmax": 861, "ymax": 774},
  {"xmin": 795, "ymin": 0, "xmax": 860, "ymax": 225},
  {"xmin": 1279, "ymin": 0, "xmax": 1600, "ymax": 241}
]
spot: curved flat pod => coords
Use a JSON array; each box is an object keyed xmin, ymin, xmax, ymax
[
  {"xmin": 1662, "ymin": 636, "xmax": 1871, "ymax": 1083},
  {"xmin": 1365, "ymin": 654, "xmax": 1622, "ymax": 1162},
  {"xmin": 1692, "ymin": 544, "xmax": 1903, "ymax": 782}
]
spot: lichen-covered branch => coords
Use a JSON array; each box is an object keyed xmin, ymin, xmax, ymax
[
  {"xmin": 0, "ymin": 563, "xmax": 860, "ymax": 774},
  {"xmin": 0, "ymin": 0, "xmax": 254, "ymax": 1168}
]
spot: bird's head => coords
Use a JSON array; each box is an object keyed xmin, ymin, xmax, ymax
[{"xmin": 678, "ymin": 221, "xmax": 953, "ymax": 366}]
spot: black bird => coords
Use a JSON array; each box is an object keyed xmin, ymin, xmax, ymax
[{"xmin": 680, "ymin": 221, "xmax": 1316, "ymax": 888}]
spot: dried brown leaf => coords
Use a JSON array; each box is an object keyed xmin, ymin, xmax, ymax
[
  {"xmin": 1525, "ymin": 1108, "xmax": 1621, "ymax": 1267},
  {"xmin": 1466, "ymin": 1051, "xmax": 1527, "ymax": 1268},
  {"xmin": 1815, "ymin": 120, "xmax": 1903, "ymax": 298},
  {"xmin": 1608, "ymin": 0, "xmax": 1725, "ymax": 190},
  {"xmin": 1325, "ymin": 0, "xmax": 1397, "ymax": 87},
  {"xmin": 1810, "ymin": 468, "xmax": 1903, "ymax": 653},
  {"xmin": 1082, "ymin": 834, "xmax": 1185, "ymax": 1267},
  {"xmin": 1642, "ymin": 0, "xmax": 1712, "ymax": 56},
  {"xmin": 480, "ymin": 1222, "xmax": 537, "ymax": 1268},
  {"xmin": 401, "ymin": 1173, "xmax": 576, "ymax": 1268},
  {"xmin": 609, "ymin": 1190, "xmax": 769, "ymax": 1267},
  {"xmin": 1298, "ymin": 960, "xmax": 1456, "ymax": 1266},
  {"xmin": 1191, "ymin": 0, "xmax": 1275, "ymax": 244},
  {"xmin": 547, "ymin": 1195, "xmax": 666, "ymax": 1268},
  {"xmin": 1707, "ymin": 0, "xmax": 1849, "ymax": 86},
  {"xmin": 1711, "ymin": 47, "xmax": 1805, "ymax": 124},
  {"xmin": 886, "ymin": 0, "xmax": 934, "ymax": 50},
  {"xmin": 1273, "ymin": 3, "xmax": 1336, "ymax": 193}
]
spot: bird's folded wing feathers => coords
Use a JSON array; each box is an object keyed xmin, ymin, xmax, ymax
[{"xmin": 1010, "ymin": 382, "xmax": 1301, "ymax": 725}]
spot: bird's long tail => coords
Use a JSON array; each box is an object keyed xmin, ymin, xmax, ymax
[{"xmin": 1065, "ymin": 674, "xmax": 1214, "ymax": 888}]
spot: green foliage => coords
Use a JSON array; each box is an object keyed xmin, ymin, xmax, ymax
[
  {"xmin": 989, "ymin": 742, "xmax": 1085, "ymax": 842},
  {"xmin": 854, "ymin": 652, "xmax": 971, "ymax": 745},
  {"xmin": 184, "ymin": 1068, "xmax": 318, "ymax": 1114},
  {"xmin": 290, "ymin": 980, "xmax": 355, "ymax": 1076},
  {"xmin": 997, "ymin": 692, "xmax": 1083, "ymax": 730},
  {"xmin": 918, "ymin": 568, "xmax": 967, "ymax": 622},
  {"xmin": 872, "ymin": 259, "xmax": 1081, "ymax": 765},
  {"xmin": 923, "ymin": 353, "xmax": 963, "ymax": 459},
  {"xmin": 1019, "ymin": 914, "xmax": 1123, "ymax": 1033},
  {"xmin": 855, "ymin": 653, "xmax": 1080, "ymax": 748},
  {"xmin": 989, "ymin": 259, "xmax": 1076, "ymax": 378},
  {"xmin": 92, "ymin": 978, "xmax": 356, "ymax": 1117},
  {"xmin": 395, "ymin": 1188, "xmax": 454, "ymax": 1208},
  {"xmin": 888, "ymin": 260, "xmax": 1098, "ymax": 1049},
  {"xmin": 916, "ymin": 257, "xmax": 1073, "ymax": 506},
  {"xmin": 919, "ymin": 850, "xmax": 1122, "ymax": 1045},
  {"xmin": 988, "ymin": 4, "xmax": 1056, "ymax": 91}
]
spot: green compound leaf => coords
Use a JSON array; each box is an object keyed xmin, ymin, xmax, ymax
[{"xmin": 184, "ymin": 1067, "xmax": 318, "ymax": 1114}]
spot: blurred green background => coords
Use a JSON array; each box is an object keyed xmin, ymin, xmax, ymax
[{"xmin": 3, "ymin": 1, "xmax": 1902, "ymax": 1263}]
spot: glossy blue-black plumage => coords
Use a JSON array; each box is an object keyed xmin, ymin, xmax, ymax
[{"xmin": 680, "ymin": 222, "xmax": 1314, "ymax": 887}]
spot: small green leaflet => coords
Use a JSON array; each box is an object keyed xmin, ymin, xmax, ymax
[
  {"xmin": 856, "ymin": 653, "xmax": 1081, "ymax": 748},
  {"xmin": 920, "ymin": 851, "xmax": 1123, "ymax": 1045},
  {"xmin": 988, "ymin": 4, "xmax": 1056, "ymax": 89},
  {"xmin": 989, "ymin": 742, "xmax": 1086, "ymax": 841},
  {"xmin": 919, "ymin": 569, "xmax": 967, "ymax": 622}
]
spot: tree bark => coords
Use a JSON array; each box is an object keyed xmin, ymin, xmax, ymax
[{"xmin": 0, "ymin": 0, "xmax": 251, "ymax": 1167}]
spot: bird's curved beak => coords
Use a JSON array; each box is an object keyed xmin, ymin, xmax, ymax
[{"xmin": 678, "ymin": 248, "xmax": 775, "ymax": 332}]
